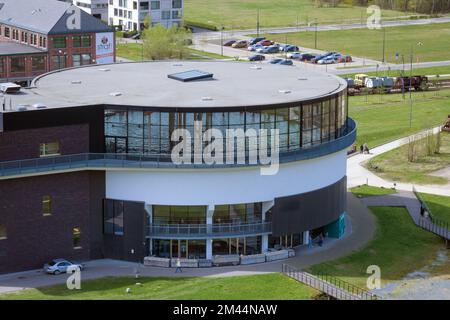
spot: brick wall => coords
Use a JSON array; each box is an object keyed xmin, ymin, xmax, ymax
[
  {"xmin": 0, "ymin": 171, "xmax": 105, "ymax": 274},
  {"xmin": 0, "ymin": 124, "xmax": 89, "ymax": 161}
]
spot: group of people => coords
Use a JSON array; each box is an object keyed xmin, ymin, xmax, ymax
[
  {"xmin": 360, "ymin": 143, "xmax": 370, "ymax": 154},
  {"xmin": 308, "ymin": 232, "xmax": 326, "ymax": 248}
]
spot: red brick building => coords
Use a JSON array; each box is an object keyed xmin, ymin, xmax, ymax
[{"xmin": 0, "ymin": 0, "xmax": 115, "ymax": 85}]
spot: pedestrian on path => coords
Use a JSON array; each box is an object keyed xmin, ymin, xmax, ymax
[
  {"xmin": 308, "ymin": 234, "xmax": 313, "ymax": 248},
  {"xmin": 363, "ymin": 143, "xmax": 370, "ymax": 154},
  {"xmin": 318, "ymin": 233, "xmax": 324, "ymax": 247},
  {"xmin": 175, "ymin": 258, "xmax": 182, "ymax": 273},
  {"xmin": 360, "ymin": 144, "xmax": 364, "ymax": 154}
]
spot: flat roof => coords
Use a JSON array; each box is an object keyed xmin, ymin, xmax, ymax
[
  {"xmin": 2, "ymin": 61, "xmax": 347, "ymax": 112},
  {"xmin": 0, "ymin": 42, "xmax": 47, "ymax": 56}
]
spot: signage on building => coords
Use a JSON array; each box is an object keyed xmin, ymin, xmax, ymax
[{"xmin": 95, "ymin": 32, "xmax": 114, "ymax": 64}]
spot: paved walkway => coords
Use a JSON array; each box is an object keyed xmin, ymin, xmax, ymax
[
  {"xmin": 347, "ymin": 126, "xmax": 450, "ymax": 197},
  {"xmin": 0, "ymin": 193, "xmax": 375, "ymax": 294}
]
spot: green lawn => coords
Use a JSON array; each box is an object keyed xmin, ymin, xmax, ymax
[
  {"xmin": 116, "ymin": 43, "xmax": 229, "ymax": 61},
  {"xmin": 0, "ymin": 273, "xmax": 318, "ymax": 300},
  {"xmin": 366, "ymin": 132, "xmax": 450, "ymax": 185},
  {"xmin": 349, "ymin": 89, "xmax": 450, "ymax": 147},
  {"xmin": 185, "ymin": 0, "xmax": 411, "ymax": 30},
  {"xmin": 264, "ymin": 22, "xmax": 450, "ymax": 63},
  {"xmin": 308, "ymin": 206, "xmax": 443, "ymax": 288},
  {"xmin": 350, "ymin": 185, "xmax": 397, "ymax": 198},
  {"xmin": 420, "ymin": 193, "xmax": 450, "ymax": 225}
]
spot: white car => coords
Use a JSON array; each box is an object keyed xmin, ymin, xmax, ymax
[
  {"xmin": 317, "ymin": 57, "xmax": 337, "ymax": 64},
  {"xmin": 44, "ymin": 259, "xmax": 85, "ymax": 275},
  {"xmin": 287, "ymin": 52, "xmax": 302, "ymax": 59}
]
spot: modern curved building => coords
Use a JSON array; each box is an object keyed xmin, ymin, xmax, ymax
[{"xmin": 0, "ymin": 61, "xmax": 355, "ymax": 272}]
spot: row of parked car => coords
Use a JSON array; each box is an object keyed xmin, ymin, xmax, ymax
[{"xmin": 224, "ymin": 37, "xmax": 352, "ymax": 65}]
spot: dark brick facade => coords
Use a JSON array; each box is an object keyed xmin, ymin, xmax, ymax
[
  {"xmin": 0, "ymin": 124, "xmax": 89, "ymax": 161},
  {"xmin": 0, "ymin": 171, "xmax": 105, "ymax": 274}
]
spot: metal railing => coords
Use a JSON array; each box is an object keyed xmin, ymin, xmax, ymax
[
  {"xmin": 148, "ymin": 221, "xmax": 272, "ymax": 239},
  {"xmin": 282, "ymin": 264, "xmax": 379, "ymax": 300},
  {"xmin": 0, "ymin": 119, "xmax": 356, "ymax": 179},
  {"xmin": 413, "ymin": 186, "xmax": 450, "ymax": 240}
]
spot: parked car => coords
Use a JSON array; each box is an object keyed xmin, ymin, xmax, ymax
[
  {"xmin": 131, "ymin": 33, "xmax": 141, "ymax": 40},
  {"xmin": 277, "ymin": 59, "xmax": 294, "ymax": 66},
  {"xmin": 269, "ymin": 58, "xmax": 283, "ymax": 64},
  {"xmin": 232, "ymin": 40, "xmax": 248, "ymax": 48},
  {"xmin": 312, "ymin": 51, "xmax": 337, "ymax": 63},
  {"xmin": 354, "ymin": 74, "xmax": 369, "ymax": 87},
  {"xmin": 44, "ymin": 259, "xmax": 85, "ymax": 275},
  {"xmin": 337, "ymin": 55, "xmax": 352, "ymax": 63},
  {"xmin": 282, "ymin": 45, "xmax": 299, "ymax": 52},
  {"xmin": 257, "ymin": 39, "xmax": 274, "ymax": 46},
  {"xmin": 287, "ymin": 52, "xmax": 302, "ymax": 59},
  {"xmin": 249, "ymin": 37, "xmax": 266, "ymax": 45},
  {"xmin": 262, "ymin": 45, "xmax": 280, "ymax": 54},
  {"xmin": 298, "ymin": 53, "xmax": 316, "ymax": 61},
  {"xmin": 223, "ymin": 40, "xmax": 236, "ymax": 47},
  {"xmin": 317, "ymin": 56, "xmax": 336, "ymax": 64},
  {"xmin": 247, "ymin": 44, "xmax": 264, "ymax": 51},
  {"xmin": 248, "ymin": 54, "xmax": 266, "ymax": 61}
]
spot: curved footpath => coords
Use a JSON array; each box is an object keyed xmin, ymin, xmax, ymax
[{"xmin": 347, "ymin": 126, "xmax": 450, "ymax": 197}]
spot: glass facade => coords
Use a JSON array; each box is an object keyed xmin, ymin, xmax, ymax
[
  {"xmin": 104, "ymin": 91, "xmax": 349, "ymax": 157},
  {"xmin": 153, "ymin": 205, "xmax": 207, "ymax": 224}
]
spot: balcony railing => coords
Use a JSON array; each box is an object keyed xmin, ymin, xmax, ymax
[
  {"xmin": 0, "ymin": 118, "xmax": 356, "ymax": 179},
  {"xmin": 148, "ymin": 222, "xmax": 272, "ymax": 239}
]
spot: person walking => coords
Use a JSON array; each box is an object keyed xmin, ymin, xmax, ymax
[
  {"xmin": 175, "ymin": 258, "xmax": 182, "ymax": 273},
  {"xmin": 318, "ymin": 233, "xmax": 324, "ymax": 247},
  {"xmin": 360, "ymin": 144, "xmax": 364, "ymax": 154},
  {"xmin": 308, "ymin": 233, "xmax": 313, "ymax": 248}
]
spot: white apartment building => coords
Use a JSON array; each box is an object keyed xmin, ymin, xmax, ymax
[
  {"xmin": 108, "ymin": 0, "xmax": 183, "ymax": 31},
  {"xmin": 72, "ymin": 0, "xmax": 109, "ymax": 21}
]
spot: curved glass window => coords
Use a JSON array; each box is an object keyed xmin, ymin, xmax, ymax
[{"xmin": 104, "ymin": 90, "xmax": 349, "ymax": 157}]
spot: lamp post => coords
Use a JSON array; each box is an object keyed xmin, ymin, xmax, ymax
[
  {"xmin": 220, "ymin": 26, "xmax": 224, "ymax": 57},
  {"xmin": 382, "ymin": 27, "xmax": 386, "ymax": 64},
  {"xmin": 314, "ymin": 19, "xmax": 318, "ymax": 49},
  {"xmin": 409, "ymin": 42, "xmax": 424, "ymax": 128},
  {"xmin": 256, "ymin": 8, "xmax": 260, "ymax": 38}
]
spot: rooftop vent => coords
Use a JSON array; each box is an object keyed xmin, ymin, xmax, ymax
[
  {"xmin": 15, "ymin": 105, "xmax": 30, "ymax": 112},
  {"xmin": 98, "ymin": 68, "xmax": 111, "ymax": 72},
  {"xmin": 110, "ymin": 92, "xmax": 122, "ymax": 97},
  {"xmin": 298, "ymin": 77, "xmax": 308, "ymax": 81},
  {"xmin": 71, "ymin": 80, "xmax": 82, "ymax": 84},
  {"xmin": 201, "ymin": 96, "xmax": 213, "ymax": 101},
  {"xmin": 168, "ymin": 70, "xmax": 213, "ymax": 82},
  {"xmin": 278, "ymin": 89, "xmax": 292, "ymax": 94}
]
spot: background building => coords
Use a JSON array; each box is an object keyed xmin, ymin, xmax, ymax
[
  {"xmin": 0, "ymin": 61, "xmax": 355, "ymax": 273},
  {"xmin": 0, "ymin": 0, "xmax": 115, "ymax": 85},
  {"xmin": 72, "ymin": 0, "xmax": 109, "ymax": 21},
  {"xmin": 108, "ymin": 0, "xmax": 183, "ymax": 31}
]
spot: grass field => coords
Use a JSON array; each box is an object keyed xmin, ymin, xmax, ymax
[
  {"xmin": 116, "ymin": 43, "xmax": 229, "ymax": 61},
  {"xmin": 350, "ymin": 185, "xmax": 397, "ymax": 198},
  {"xmin": 0, "ymin": 273, "xmax": 318, "ymax": 300},
  {"xmin": 348, "ymin": 89, "xmax": 450, "ymax": 147},
  {"xmin": 308, "ymin": 205, "xmax": 443, "ymax": 288},
  {"xmin": 420, "ymin": 193, "xmax": 450, "ymax": 225},
  {"xmin": 264, "ymin": 22, "xmax": 450, "ymax": 63},
  {"xmin": 366, "ymin": 132, "xmax": 450, "ymax": 185},
  {"xmin": 184, "ymin": 0, "xmax": 411, "ymax": 30}
]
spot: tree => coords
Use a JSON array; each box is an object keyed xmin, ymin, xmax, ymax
[{"xmin": 142, "ymin": 24, "xmax": 192, "ymax": 60}]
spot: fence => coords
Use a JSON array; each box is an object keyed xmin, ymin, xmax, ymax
[
  {"xmin": 282, "ymin": 264, "xmax": 378, "ymax": 300},
  {"xmin": 413, "ymin": 186, "xmax": 450, "ymax": 240}
]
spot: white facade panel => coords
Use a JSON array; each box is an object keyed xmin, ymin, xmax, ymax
[{"xmin": 106, "ymin": 150, "xmax": 347, "ymax": 206}]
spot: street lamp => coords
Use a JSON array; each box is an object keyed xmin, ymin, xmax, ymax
[
  {"xmin": 256, "ymin": 8, "xmax": 260, "ymax": 37},
  {"xmin": 220, "ymin": 26, "xmax": 225, "ymax": 57},
  {"xmin": 409, "ymin": 42, "xmax": 424, "ymax": 128},
  {"xmin": 314, "ymin": 19, "xmax": 318, "ymax": 49}
]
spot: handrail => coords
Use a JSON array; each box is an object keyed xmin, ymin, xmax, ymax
[
  {"xmin": 282, "ymin": 264, "xmax": 379, "ymax": 300},
  {"xmin": 0, "ymin": 118, "xmax": 356, "ymax": 178},
  {"xmin": 413, "ymin": 186, "xmax": 449, "ymax": 240},
  {"xmin": 148, "ymin": 222, "xmax": 272, "ymax": 238}
]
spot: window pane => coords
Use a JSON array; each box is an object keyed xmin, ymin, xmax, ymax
[
  {"xmin": 42, "ymin": 196, "xmax": 51, "ymax": 216},
  {"xmin": 73, "ymin": 227, "xmax": 81, "ymax": 248}
]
